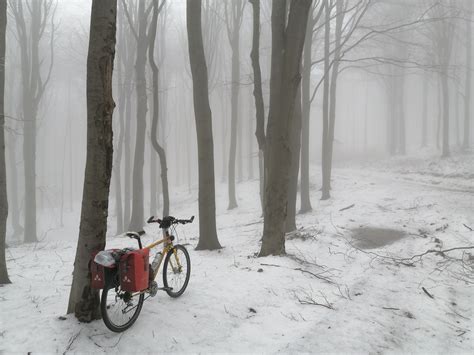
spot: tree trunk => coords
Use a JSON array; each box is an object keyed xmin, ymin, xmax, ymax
[
  {"xmin": 398, "ymin": 72, "xmax": 406, "ymax": 155},
  {"xmin": 300, "ymin": 12, "xmax": 313, "ymax": 213},
  {"xmin": 259, "ymin": 0, "xmax": 312, "ymax": 257},
  {"xmin": 149, "ymin": 0, "xmax": 169, "ymax": 218},
  {"xmin": 129, "ymin": 1, "xmax": 148, "ymax": 230},
  {"xmin": 186, "ymin": 0, "xmax": 221, "ymax": 250},
  {"xmin": 227, "ymin": 0, "xmax": 243, "ymax": 210},
  {"xmin": 124, "ymin": 85, "xmax": 132, "ymax": 227},
  {"xmin": 441, "ymin": 69, "xmax": 450, "ymax": 157},
  {"xmin": 6, "ymin": 131, "xmax": 23, "ymax": 240},
  {"xmin": 321, "ymin": 0, "xmax": 331, "ymax": 201},
  {"xmin": 0, "ymin": 0, "xmax": 10, "ymax": 284},
  {"xmin": 249, "ymin": 0, "xmax": 266, "ymax": 212},
  {"xmin": 67, "ymin": 0, "xmax": 117, "ymax": 321},
  {"xmin": 464, "ymin": 0, "xmax": 472, "ymax": 150},
  {"xmin": 285, "ymin": 87, "xmax": 302, "ymax": 233},
  {"xmin": 421, "ymin": 72, "xmax": 428, "ymax": 147}
]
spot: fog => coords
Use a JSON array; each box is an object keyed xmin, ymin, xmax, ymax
[{"xmin": 1, "ymin": 0, "xmax": 473, "ymax": 352}]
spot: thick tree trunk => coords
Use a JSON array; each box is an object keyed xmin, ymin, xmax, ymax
[
  {"xmin": 464, "ymin": 0, "xmax": 472, "ymax": 150},
  {"xmin": 259, "ymin": 0, "xmax": 312, "ymax": 257},
  {"xmin": 186, "ymin": 0, "xmax": 221, "ymax": 250},
  {"xmin": 129, "ymin": 1, "xmax": 148, "ymax": 230},
  {"xmin": 149, "ymin": 0, "xmax": 169, "ymax": 218},
  {"xmin": 0, "ymin": 0, "xmax": 10, "ymax": 284},
  {"xmin": 285, "ymin": 87, "xmax": 302, "ymax": 233},
  {"xmin": 300, "ymin": 13, "xmax": 313, "ymax": 213},
  {"xmin": 67, "ymin": 0, "xmax": 117, "ymax": 321},
  {"xmin": 249, "ymin": 0, "xmax": 266, "ymax": 212}
]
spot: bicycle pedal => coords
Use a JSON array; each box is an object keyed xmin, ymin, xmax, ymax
[{"xmin": 157, "ymin": 287, "xmax": 173, "ymax": 291}]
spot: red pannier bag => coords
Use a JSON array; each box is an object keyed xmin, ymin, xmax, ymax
[
  {"xmin": 119, "ymin": 249, "xmax": 150, "ymax": 292},
  {"xmin": 90, "ymin": 250, "xmax": 118, "ymax": 289}
]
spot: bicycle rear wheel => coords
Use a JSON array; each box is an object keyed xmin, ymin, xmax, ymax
[
  {"xmin": 163, "ymin": 244, "xmax": 191, "ymax": 298},
  {"xmin": 100, "ymin": 276, "xmax": 145, "ymax": 332}
]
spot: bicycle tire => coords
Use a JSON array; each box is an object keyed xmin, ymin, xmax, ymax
[
  {"xmin": 162, "ymin": 244, "xmax": 191, "ymax": 298},
  {"xmin": 100, "ymin": 276, "xmax": 145, "ymax": 332}
]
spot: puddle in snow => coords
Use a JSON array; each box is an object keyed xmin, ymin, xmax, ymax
[{"xmin": 350, "ymin": 227, "xmax": 407, "ymax": 249}]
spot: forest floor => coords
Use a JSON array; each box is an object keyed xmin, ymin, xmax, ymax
[{"xmin": 1, "ymin": 153, "xmax": 473, "ymax": 353}]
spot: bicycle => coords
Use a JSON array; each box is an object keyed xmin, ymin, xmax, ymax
[{"xmin": 98, "ymin": 215, "xmax": 194, "ymax": 332}]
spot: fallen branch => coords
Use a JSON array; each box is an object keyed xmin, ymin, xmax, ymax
[
  {"xmin": 339, "ymin": 204, "xmax": 355, "ymax": 212},
  {"xmin": 422, "ymin": 287, "xmax": 434, "ymax": 299},
  {"xmin": 382, "ymin": 307, "xmax": 400, "ymax": 311}
]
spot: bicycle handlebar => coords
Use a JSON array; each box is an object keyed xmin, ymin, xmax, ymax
[{"xmin": 147, "ymin": 215, "xmax": 194, "ymax": 228}]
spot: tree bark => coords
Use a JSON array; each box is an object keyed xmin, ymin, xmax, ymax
[
  {"xmin": 0, "ymin": 0, "xmax": 10, "ymax": 284},
  {"xmin": 249, "ymin": 0, "xmax": 266, "ymax": 212},
  {"xmin": 149, "ymin": 0, "xmax": 169, "ymax": 218},
  {"xmin": 67, "ymin": 0, "xmax": 117, "ymax": 321},
  {"xmin": 259, "ymin": 0, "xmax": 312, "ymax": 257},
  {"xmin": 285, "ymin": 87, "xmax": 302, "ymax": 233},
  {"xmin": 187, "ymin": 0, "xmax": 221, "ymax": 250}
]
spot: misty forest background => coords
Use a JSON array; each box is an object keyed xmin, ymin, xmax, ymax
[{"xmin": 0, "ymin": 0, "xmax": 473, "ymax": 339}]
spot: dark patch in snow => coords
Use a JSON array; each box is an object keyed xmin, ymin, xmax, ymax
[{"xmin": 350, "ymin": 227, "xmax": 407, "ymax": 249}]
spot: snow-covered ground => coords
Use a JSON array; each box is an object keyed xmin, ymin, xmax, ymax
[{"xmin": 1, "ymin": 155, "xmax": 473, "ymax": 353}]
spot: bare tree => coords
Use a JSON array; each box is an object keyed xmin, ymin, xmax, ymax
[
  {"xmin": 10, "ymin": 0, "xmax": 56, "ymax": 243},
  {"xmin": 0, "ymin": 0, "xmax": 9, "ymax": 285},
  {"xmin": 67, "ymin": 0, "xmax": 117, "ymax": 321},
  {"xmin": 224, "ymin": 0, "xmax": 245, "ymax": 210},
  {"xmin": 123, "ymin": 0, "xmax": 152, "ymax": 230},
  {"xmin": 249, "ymin": 0, "xmax": 265, "ymax": 211},
  {"xmin": 464, "ymin": 0, "xmax": 472, "ymax": 150},
  {"xmin": 259, "ymin": 0, "xmax": 312, "ymax": 256},
  {"xmin": 187, "ymin": 0, "xmax": 221, "ymax": 250},
  {"xmin": 148, "ymin": 0, "xmax": 169, "ymax": 217}
]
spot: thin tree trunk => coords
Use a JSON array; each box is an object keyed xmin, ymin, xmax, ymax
[
  {"xmin": 0, "ymin": 0, "xmax": 10, "ymax": 284},
  {"xmin": 129, "ymin": 1, "xmax": 148, "ymax": 230},
  {"xmin": 321, "ymin": 0, "xmax": 331, "ymax": 201},
  {"xmin": 421, "ymin": 72, "xmax": 428, "ymax": 147},
  {"xmin": 6, "ymin": 131, "xmax": 23, "ymax": 240},
  {"xmin": 149, "ymin": 0, "xmax": 169, "ymax": 218},
  {"xmin": 464, "ymin": 0, "xmax": 472, "ymax": 150},
  {"xmin": 186, "ymin": 0, "xmax": 221, "ymax": 250},
  {"xmin": 441, "ymin": 69, "xmax": 450, "ymax": 157},
  {"xmin": 227, "ymin": 1, "xmax": 242, "ymax": 210},
  {"xmin": 67, "ymin": 0, "xmax": 117, "ymax": 320},
  {"xmin": 398, "ymin": 72, "xmax": 406, "ymax": 155},
  {"xmin": 124, "ymin": 86, "xmax": 131, "ymax": 227},
  {"xmin": 300, "ymin": 11, "xmax": 313, "ymax": 213},
  {"xmin": 259, "ymin": 0, "xmax": 312, "ymax": 257}
]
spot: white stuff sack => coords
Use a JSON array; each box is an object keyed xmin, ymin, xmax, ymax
[{"xmin": 94, "ymin": 250, "xmax": 116, "ymax": 267}]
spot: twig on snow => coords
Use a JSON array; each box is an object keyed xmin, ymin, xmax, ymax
[
  {"xmin": 339, "ymin": 203, "xmax": 355, "ymax": 212},
  {"xmin": 422, "ymin": 286, "xmax": 434, "ymax": 299},
  {"xmin": 463, "ymin": 224, "xmax": 473, "ymax": 232},
  {"xmin": 63, "ymin": 330, "xmax": 81, "ymax": 354}
]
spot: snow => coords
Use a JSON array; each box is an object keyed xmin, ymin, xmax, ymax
[{"xmin": 1, "ymin": 156, "xmax": 473, "ymax": 353}]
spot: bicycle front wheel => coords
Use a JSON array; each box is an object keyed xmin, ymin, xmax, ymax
[
  {"xmin": 163, "ymin": 244, "xmax": 191, "ymax": 298},
  {"xmin": 100, "ymin": 277, "xmax": 145, "ymax": 332}
]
